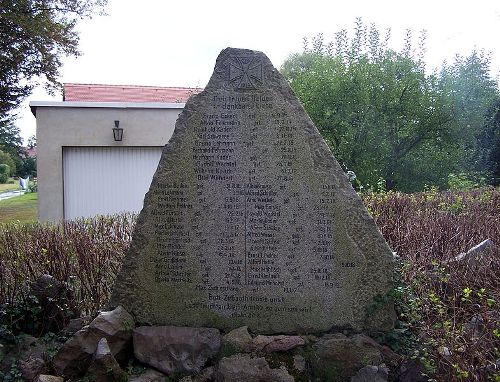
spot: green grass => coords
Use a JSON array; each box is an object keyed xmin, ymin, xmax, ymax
[
  {"xmin": 0, "ymin": 179, "xmax": 20, "ymax": 192},
  {"xmin": 0, "ymin": 193, "xmax": 37, "ymax": 224}
]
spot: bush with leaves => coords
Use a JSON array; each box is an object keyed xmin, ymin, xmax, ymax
[
  {"xmin": 364, "ymin": 187, "xmax": 500, "ymax": 381},
  {"xmin": 0, "ymin": 163, "xmax": 10, "ymax": 183},
  {"xmin": 0, "ymin": 214, "xmax": 135, "ymax": 337},
  {"xmin": 282, "ymin": 19, "xmax": 500, "ymax": 192}
]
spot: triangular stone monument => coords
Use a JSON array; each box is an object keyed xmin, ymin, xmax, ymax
[{"xmin": 111, "ymin": 48, "xmax": 395, "ymax": 333}]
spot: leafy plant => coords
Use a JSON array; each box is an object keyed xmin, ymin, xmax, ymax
[
  {"xmin": 0, "ymin": 214, "xmax": 135, "ymax": 319},
  {"xmin": 364, "ymin": 187, "xmax": 500, "ymax": 381},
  {"xmin": 0, "ymin": 163, "xmax": 10, "ymax": 183}
]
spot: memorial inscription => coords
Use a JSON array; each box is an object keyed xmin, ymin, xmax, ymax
[{"xmin": 111, "ymin": 48, "xmax": 395, "ymax": 333}]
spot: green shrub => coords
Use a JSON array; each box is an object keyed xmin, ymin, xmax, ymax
[
  {"xmin": 27, "ymin": 179, "xmax": 37, "ymax": 193},
  {"xmin": 0, "ymin": 214, "xmax": 135, "ymax": 320},
  {"xmin": 0, "ymin": 150, "xmax": 15, "ymax": 176},
  {"xmin": 0, "ymin": 164, "xmax": 10, "ymax": 183},
  {"xmin": 364, "ymin": 187, "xmax": 500, "ymax": 381}
]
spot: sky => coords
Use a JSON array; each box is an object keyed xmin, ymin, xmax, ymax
[{"xmin": 19, "ymin": 0, "xmax": 500, "ymax": 142}]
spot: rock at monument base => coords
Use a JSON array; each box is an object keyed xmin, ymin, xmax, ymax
[
  {"xmin": 222, "ymin": 326, "xmax": 305, "ymax": 353},
  {"xmin": 310, "ymin": 333, "xmax": 383, "ymax": 381},
  {"xmin": 110, "ymin": 47, "xmax": 395, "ymax": 334},
  {"xmin": 178, "ymin": 366, "xmax": 215, "ymax": 382},
  {"xmin": 34, "ymin": 375, "xmax": 64, "ymax": 382},
  {"xmin": 52, "ymin": 305, "xmax": 134, "ymax": 379},
  {"xmin": 60, "ymin": 316, "xmax": 92, "ymax": 336},
  {"xmin": 215, "ymin": 354, "xmax": 294, "ymax": 382},
  {"xmin": 293, "ymin": 354, "xmax": 306, "ymax": 373},
  {"xmin": 86, "ymin": 337, "xmax": 126, "ymax": 382},
  {"xmin": 222, "ymin": 326, "xmax": 253, "ymax": 352},
  {"xmin": 0, "ymin": 334, "xmax": 58, "ymax": 382},
  {"xmin": 252, "ymin": 334, "xmax": 305, "ymax": 352},
  {"xmin": 133, "ymin": 326, "xmax": 221, "ymax": 374},
  {"xmin": 30, "ymin": 274, "xmax": 74, "ymax": 332},
  {"xmin": 128, "ymin": 368, "xmax": 168, "ymax": 382},
  {"xmin": 19, "ymin": 356, "xmax": 48, "ymax": 381},
  {"xmin": 351, "ymin": 364, "xmax": 389, "ymax": 382}
]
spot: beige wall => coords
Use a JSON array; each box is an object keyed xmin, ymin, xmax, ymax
[{"xmin": 33, "ymin": 103, "xmax": 183, "ymax": 221}]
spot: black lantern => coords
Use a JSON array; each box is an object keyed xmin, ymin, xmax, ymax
[{"xmin": 112, "ymin": 120, "xmax": 123, "ymax": 141}]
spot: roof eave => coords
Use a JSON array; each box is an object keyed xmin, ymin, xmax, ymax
[{"xmin": 29, "ymin": 101, "xmax": 186, "ymax": 116}]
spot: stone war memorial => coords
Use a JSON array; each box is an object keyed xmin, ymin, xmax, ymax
[{"xmin": 111, "ymin": 47, "xmax": 395, "ymax": 334}]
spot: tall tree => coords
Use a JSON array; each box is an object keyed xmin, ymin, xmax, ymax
[
  {"xmin": 438, "ymin": 51, "xmax": 499, "ymax": 181},
  {"xmin": 0, "ymin": 0, "xmax": 108, "ymax": 116},
  {"xmin": 0, "ymin": 117, "xmax": 22, "ymax": 175},
  {"xmin": 481, "ymin": 98, "xmax": 500, "ymax": 185},
  {"xmin": 282, "ymin": 21, "xmax": 458, "ymax": 192}
]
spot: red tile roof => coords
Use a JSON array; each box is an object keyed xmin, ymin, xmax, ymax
[{"xmin": 63, "ymin": 83, "xmax": 203, "ymax": 103}]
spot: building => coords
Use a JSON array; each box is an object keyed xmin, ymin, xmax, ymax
[{"xmin": 30, "ymin": 83, "xmax": 202, "ymax": 222}]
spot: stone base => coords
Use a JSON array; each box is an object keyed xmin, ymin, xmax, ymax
[{"xmin": 3, "ymin": 307, "xmax": 420, "ymax": 382}]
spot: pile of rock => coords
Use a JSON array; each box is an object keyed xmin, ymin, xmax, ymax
[{"xmin": 7, "ymin": 305, "xmax": 425, "ymax": 382}]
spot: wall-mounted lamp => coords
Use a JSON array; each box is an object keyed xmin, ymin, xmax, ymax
[{"xmin": 112, "ymin": 120, "xmax": 124, "ymax": 141}]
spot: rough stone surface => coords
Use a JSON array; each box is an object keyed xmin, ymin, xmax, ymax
[
  {"xmin": 311, "ymin": 333, "xmax": 383, "ymax": 380},
  {"xmin": 128, "ymin": 368, "xmax": 168, "ymax": 382},
  {"xmin": 1, "ymin": 335, "xmax": 55, "ymax": 380},
  {"xmin": 179, "ymin": 367, "xmax": 215, "ymax": 382},
  {"xmin": 60, "ymin": 316, "xmax": 91, "ymax": 336},
  {"xmin": 351, "ymin": 364, "xmax": 389, "ymax": 382},
  {"xmin": 31, "ymin": 274, "xmax": 64, "ymax": 300},
  {"xmin": 252, "ymin": 334, "xmax": 305, "ymax": 352},
  {"xmin": 52, "ymin": 306, "xmax": 134, "ymax": 379},
  {"xmin": 222, "ymin": 327, "xmax": 305, "ymax": 353},
  {"xmin": 19, "ymin": 356, "xmax": 48, "ymax": 381},
  {"xmin": 86, "ymin": 338, "xmax": 126, "ymax": 382},
  {"xmin": 111, "ymin": 47, "xmax": 395, "ymax": 334},
  {"xmin": 293, "ymin": 354, "xmax": 306, "ymax": 372},
  {"xmin": 35, "ymin": 376, "xmax": 64, "ymax": 382},
  {"xmin": 30, "ymin": 274, "xmax": 73, "ymax": 331},
  {"xmin": 215, "ymin": 354, "xmax": 294, "ymax": 382},
  {"xmin": 222, "ymin": 326, "xmax": 253, "ymax": 352},
  {"xmin": 133, "ymin": 326, "xmax": 221, "ymax": 374}
]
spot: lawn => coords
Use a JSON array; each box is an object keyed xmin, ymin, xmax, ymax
[
  {"xmin": 0, "ymin": 180, "xmax": 20, "ymax": 192},
  {"xmin": 0, "ymin": 193, "xmax": 37, "ymax": 223}
]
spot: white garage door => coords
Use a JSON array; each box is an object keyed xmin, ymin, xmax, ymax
[{"xmin": 63, "ymin": 146, "xmax": 162, "ymax": 220}]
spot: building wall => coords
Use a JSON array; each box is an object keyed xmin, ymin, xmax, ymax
[{"xmin": 34, "ymin": 103, "xmax": 183, "ymax": 221}]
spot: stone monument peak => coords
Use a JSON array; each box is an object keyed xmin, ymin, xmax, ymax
[{"xmin": 110, "ymin": 47, "xmax": 395, "ymax": 333}]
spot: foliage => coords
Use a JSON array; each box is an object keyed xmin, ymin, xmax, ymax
[
  {"xmin": 0, "ymin": 118, "xmax": 36, "ymax": 178},
  {"xmin": 483, "ymin": 98, "xmax": 500, "ymax": 185},
  {"xmin": 439, "ymin": 51, "xmax": 500, "ymax": 182},
  {"xmin": 0, "ymin": 359, "xmax": 23, "ymax": 381},
  {"xmin": 0, "ymin": 118, "xmax": 22, "ymax": 157},
  {"xmin": 18, "ymin": 156, "xmax": 36, "ymax": 178},
  {"xmin": 282, "ymin": 19, "xmax": 500, "ymax": 192},
  {"xmin": 0, "ymin": 0, "xmax": 108, "ymax": 117},
  {"xmin": 0, "ymin": 188, "xmax": 498, "ymax": 380},
  {"xmin": 26, "ymin": 178, "xmax": 37, "ymax": 192},
  {"xmin": 0, "ymin": 163, "xmax": 9, "ymax": 183},
  {"xmin": 0, "ymin": 292, "xmax": 74, "ymax": 337},
  {"xmin": 447, "ymin": 172, "xmax": 486, "ymax": 190},
  {"xmin": 0, "ymin": 149, "xmax": 15, "ymax": 176},
  {"xmin": 364, "ymin": 187, "xmax": 500, "ymax": 381},
  {"xmin": 26, "ymin": 135, "xmax": 36, "ymax": 149},
  {"xmin": 0, "ymin": 214, "xmax": 135, "ymax": 318}
]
